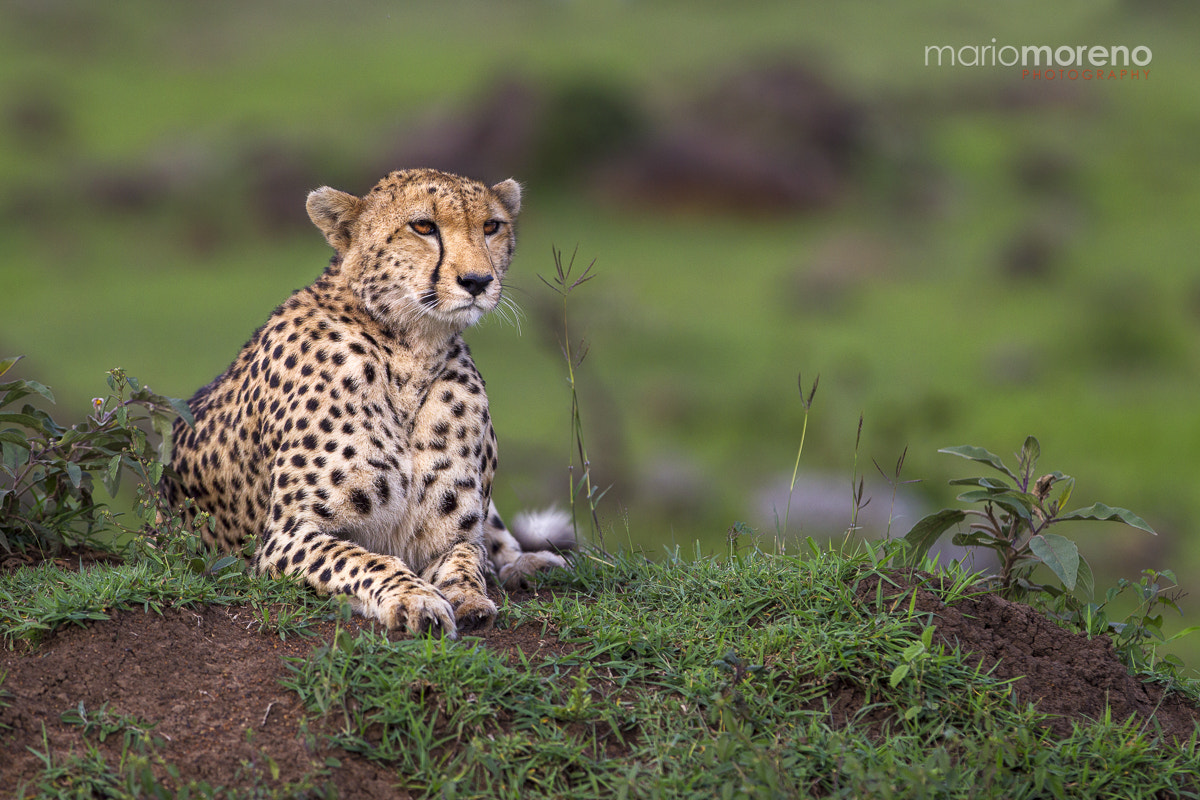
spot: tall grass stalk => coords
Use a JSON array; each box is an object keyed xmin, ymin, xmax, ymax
[
  {"xmin": 781, "ymin": 374, "xmax": 819, "ymax": 538},
  {"xmin": 873, "ymin": 446, "xmax": 918, "ymax": 539},
  {"xmin": 847, "ymin": 413, "xmax": 868, "ymax": 539},
  {"xmin": 540, "ymin": 246, "xmax": 606, "ymax": 548}
]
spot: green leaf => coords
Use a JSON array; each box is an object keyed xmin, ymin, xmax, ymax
[
  {"xmin": 24, "ymin": 380, "xmax": 55, "ymax": 403},
  {"xmin": 0, "ymin": 429, "xmax": 33, "ymax": 447},
  {"xmin": 938, "ymin": 445, "xmax": 1018, "ymax": 482},
  {"xmin": 1166, "ymin": 626, "xmax": 1200, "ymax": 644},
  {"xmin": 954, "ymin": 490, "xmax": 1035, "ymax": 522},
  {"xmin": 1051, "ymin": 475, "xmax": 1075, "ymax": 516},
  {"xmin": 65, "ymin": 461, "xmax": 83, "ymax": 490},
  {"xmin": 210, "ymin": 554, "xmax": 240, "ymax": 574},
  {"xmin": 1058, "ymin": 503, "xmax": 1156, "ymax": 535},
  {"xmin": 1029, "ymin": 533, "xmax": 1079, "ymax": 591},
  {"xmin": 901, "ymin": 509, "xmax": 967, "ymax": 566},
  {"xmin": 103, "ymin": 453, "xmax": 123, "ymax": 496},
  {"xmin": 951, "ymin": 530, "xmax": 1002, "ymax": 548},
  {"xmin": 0, "ymin": 356, "xmax": 21, "ymax": 379},
  {"xmin": 0, "ymin": 382, "xmax": 55, "ymax": 408},
  {"xmin": 948, "ymin": 476, "xmax": 1012, "ymax": 490},
  {"xmin": 889, "ymin": 663, "xmax": 910, "ymax": 688},
  {"xmin": 999, "ymin": 493, "xmax": 1038, "ymax": 522},
  {"xmin": 954, "ymin": 489, "xmax": 992, "ymax": 504},
  {"xmin": 1, "ymin": 440, "xmax": 29, "ymax": 472},
  {"xmin": 168, "ymin": 397, "xmax": 195, "ymax": 428},
  {"xmin": 56, "ymin": 428, "xmax": 81, "ymax": 449},
  {"xmin": 0, "ymin": 384, "xmax": 53, "ymax": 412},
  {"xmin": 1075, "ymin": 553, "xmax": 1095, "ymax": 600},
  {"xmin": 151, "ymin": 413, "xmax": 174, "ymax": 465},
  {"xmin": 1019, "ymin": 435, "xmax": 1040, "ymax": 481},
  {"xmin": 0, "ymin": 412, "xmax": 54, "ymax": 431}
]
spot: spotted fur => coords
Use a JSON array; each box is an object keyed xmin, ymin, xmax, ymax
[{"xmin": 162, "ymin": 168, "xmax": 573, "ymax": 638}]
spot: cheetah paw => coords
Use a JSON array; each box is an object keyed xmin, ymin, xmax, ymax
[
  {"xmin": 449, "ymin": 591, "xmax": 498, "ymax": 633},
  {"xmin": 373, "ymin": 585, "xmax": 458, "ymax": 639},
  {"xmin": 498, "ymin": 551, "xmax": 569, "ymax": 590}
]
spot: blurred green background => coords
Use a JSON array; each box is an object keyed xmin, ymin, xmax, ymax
[{"xmin": 3, "ymin": 2, "xmax": 1199, "ymax": 648}]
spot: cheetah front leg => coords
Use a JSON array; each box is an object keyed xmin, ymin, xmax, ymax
[
  {"xmin": 420, "ymin": 540, "xmax": 495, "ymax": 632},
  {"xmin": 255, "ymin": 500, "xmax": 459, "ymax": 637},
  {"xmin": 403, "ymin": 480, "xmax": 498, "ymax": 634},
  {"xmin": 403, "ymin": 374, "xmax": 500, "ymax": 632}
]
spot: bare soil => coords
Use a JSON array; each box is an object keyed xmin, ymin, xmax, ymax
[
  {"xmin": 2, "ymin": 570, "xmax": 1198, "ymax": 798},
  {"xmin": 854, "ymin": 573, "xmax": 1200, "ymax": 739}
]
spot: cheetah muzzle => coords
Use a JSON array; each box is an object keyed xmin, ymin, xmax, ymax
[{"xmin": 161, "ymin": 168, "xmax": 576, "ymax": 638}]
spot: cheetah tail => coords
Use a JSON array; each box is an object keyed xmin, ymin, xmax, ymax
[{"xmin": 509, "ymin": 507, "xmax": 576, "ymax": 553}]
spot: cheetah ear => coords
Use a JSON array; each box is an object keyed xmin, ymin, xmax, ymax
[
  {"xmin": 491, "ymin": 179, "xmax": 522, "ymax": 217},
  {"xmin": 306, "ymin": 187, "xmax": 363, "ymax": 254}
]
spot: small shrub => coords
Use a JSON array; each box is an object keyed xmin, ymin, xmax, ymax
[
  {"xmin": 900, "ymin": 435, "xmax": 1195, "ymax": 672},
  {"xmin": 1072, "ymin": 567, "xmax": 1200, "ymax": 675},
  {"xmin": 0, "ymin": 356, "xmax": 192, "ymax": 555},
  {"xmin": 902, "ymin": 435, "xmax": 1155, "ymax": 599}
]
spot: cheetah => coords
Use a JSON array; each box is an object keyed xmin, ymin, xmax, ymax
[{"xmin": 161, "ymin": 168, "xmax": 574, "ymax": 638}]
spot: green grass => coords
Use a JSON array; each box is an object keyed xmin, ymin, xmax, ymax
[
  {"xmin": 6, "ymin": 545, "xmax": 1200, "ymax": 798},
  {"xmin": 0, "ymin": 554, "xmax": 334, "ymax": 650}
]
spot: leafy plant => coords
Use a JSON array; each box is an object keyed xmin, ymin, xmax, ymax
[
  {"xmin": 0, "ymin": 356, "xmax": 192, "ymax": 555},
  {"xmin": 61, "ymin": 702, "xmax": 161, "ymax": 749},
  {"xmin": 902, "ymin": 435, "xmax": 1155, "ymax": 601},
  {"xmin": 1072, "ymin": 568, "xmax": 1200, "ymax": 675}
]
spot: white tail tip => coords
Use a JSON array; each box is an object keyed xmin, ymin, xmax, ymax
[{"xmin": 509, "ymin": 507, "xmax": 576, "ymax": 552}]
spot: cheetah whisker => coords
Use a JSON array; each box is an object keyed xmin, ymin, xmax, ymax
[
  {"xmin": 392, "ymin": 294, "xmax": 433, "ymax": 328},
  {"xmin": 491, "ymin": 294, "xmax": 525, "ymax": 335}
]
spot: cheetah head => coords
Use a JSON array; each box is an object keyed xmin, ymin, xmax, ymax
[{"xmin": 306, "ymin": 168, "xmax": 522, "ymax": 334}]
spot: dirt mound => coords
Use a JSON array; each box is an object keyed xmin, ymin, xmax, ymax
[
  {"xmin": 0, "ymin": 589, "xmax": 578, "ymax": 798},
  {"xmin": 2, "ymin": 573, "xmax": 1197, "ymax": 797},
  {"xmin": 856, "ymin": 572, "xmax": 1200, "ymax": 739}
]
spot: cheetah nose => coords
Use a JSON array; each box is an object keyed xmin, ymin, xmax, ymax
[{"xmin": 457, "ymin": 273, "xmax": 494, "ymax": 297}]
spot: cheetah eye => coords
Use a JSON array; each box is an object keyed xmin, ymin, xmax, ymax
[
  {"xmin": 482, "ymin": 220, "xmax": 502, "ymax": 236},
  {"xmin": 410, "ymin": 219, "xmax": 438, "ymax": 236}
]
